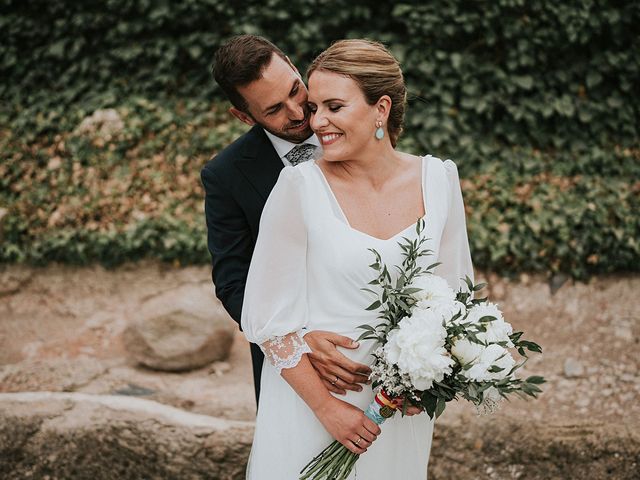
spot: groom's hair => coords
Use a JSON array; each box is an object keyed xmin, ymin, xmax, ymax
[{"xmin": 212, "ymin": 35, "xmax": 288, "ymax": 113}]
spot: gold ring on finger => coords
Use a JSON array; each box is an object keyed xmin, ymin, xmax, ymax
[
  {"xmin": 330, "ymin": 375, "xmax": 339, "ymax": 385},
  {"xmin": 355, "ymin": 437, "xmax": 362, "ymax": 446}
]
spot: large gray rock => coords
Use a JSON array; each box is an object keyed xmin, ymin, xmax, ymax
[
  {"xmin": 0, "ymin": 392, "xmax": 253, "ymax": 480},
  {"xmin": 123, "ymin": 284, "xmax": 235, "ymax": 371}
]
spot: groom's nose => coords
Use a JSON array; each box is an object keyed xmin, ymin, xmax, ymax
[{"xmin": 286, "ymin": 99, "xmax": 305, "ymax": 121}]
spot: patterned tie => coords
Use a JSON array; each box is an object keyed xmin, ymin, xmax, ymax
[{"xmin": 285, "ymin": 143, "xmax": 317, "ymax": 166}]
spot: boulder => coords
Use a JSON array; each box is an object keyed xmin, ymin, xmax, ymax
[
  {"xmin": 429, "ymin": 416, "xmax": 640, "ymax": 480},
  {"xmin": 123, "ymin": 284, "xmax": 236, "ymax": 371},
  {"xmin": 0, "ymin": 392, "xmax": 253, "ymax": 480}
]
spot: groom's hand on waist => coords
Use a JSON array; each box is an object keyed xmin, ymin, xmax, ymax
[{"xmin": 303, "ymin": 330, "xmax": 372, "ymax": 395}]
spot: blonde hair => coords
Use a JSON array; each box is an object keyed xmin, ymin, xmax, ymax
[{"xmin": 307, "ymin": 39, "xmax": 407, "ymax": 147}]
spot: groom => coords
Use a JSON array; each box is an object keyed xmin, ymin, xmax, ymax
[{"xmin": 201, "ymin": 35, "xmax": 371, "ymax": 404}]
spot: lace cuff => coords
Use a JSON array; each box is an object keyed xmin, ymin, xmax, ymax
[{"xmin": 260, "ymin": 330, "xmax": 312, "ymax": 374}]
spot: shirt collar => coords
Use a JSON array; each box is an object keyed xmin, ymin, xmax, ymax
[{"xmin": 263, "ymin": 129, "xmax": 321, "ymax": 160}]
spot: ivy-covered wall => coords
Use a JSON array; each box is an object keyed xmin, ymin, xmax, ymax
[
  {"xmin": 3, "ymin": 0, "xmax": 639, "ymax": 153},
  {"xmin": 1, "ymin": 0, "xmax": 639, "ymax": 277}
]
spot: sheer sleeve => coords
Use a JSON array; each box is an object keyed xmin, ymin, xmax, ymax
[
  {"xmin": 435, "ymin": 160, "xmax": 475, "ymax": 292},
  {"xmin": 241, "ymin": 167, "xmax": 311, "ymax": 374}
]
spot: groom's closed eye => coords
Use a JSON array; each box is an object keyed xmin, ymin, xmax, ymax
[
  {"xmin": 264, "ymin": 81, "xmax": 301, "ymax": 116},
  {"xmin": 266, "ymin": 105, "xmax": 282, "ymax": 115}
]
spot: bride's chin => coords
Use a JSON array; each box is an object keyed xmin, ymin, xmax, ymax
[{"xmin": 322, "ymin": 150, "xmax": 348, "ymax": 163}]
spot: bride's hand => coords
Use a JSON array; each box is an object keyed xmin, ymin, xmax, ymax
[
  {"xmin": 314, "ymin": 396, "xmax": 381, "ymax": 455},
  {"xmin": 391, "ymin": 397, "xmax": 423, "ymax": 416}
]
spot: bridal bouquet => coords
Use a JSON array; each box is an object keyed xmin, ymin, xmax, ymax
[{"xmin": 300, "ymin": 219, "xmax": 544, "ymax": 480}]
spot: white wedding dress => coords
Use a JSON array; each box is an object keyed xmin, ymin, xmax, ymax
[{"xmin": 241, "ymin": 155, "xmax": 473, "ymax": 480}]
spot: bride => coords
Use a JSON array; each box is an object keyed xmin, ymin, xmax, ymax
[{"xmin": 241, "ymin": 39, "xmax": 473, "ymax": 479}]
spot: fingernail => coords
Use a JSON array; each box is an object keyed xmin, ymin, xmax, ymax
[{"xmin": 352, "ymin": 341, "xmax": 359, "ymax": 347}]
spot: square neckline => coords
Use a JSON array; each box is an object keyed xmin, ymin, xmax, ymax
[{"xmin": 312, "ymin": 155, "xmax": 429, "ymax": 242}]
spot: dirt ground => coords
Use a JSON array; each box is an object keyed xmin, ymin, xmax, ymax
[
  {"xmin": 1, "ymin": 263, "xmax": 639, "ymax": 478},
  {"xmin": 0, "ymin": 263, "xmax": 256, "ymax": 422}
]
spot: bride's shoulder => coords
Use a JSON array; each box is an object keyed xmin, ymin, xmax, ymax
[{"xmin": 422, "ymin": 154, "xmax": 459, "ymax": 178}]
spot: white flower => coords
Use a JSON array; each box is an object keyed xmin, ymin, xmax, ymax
[
  {"xmin": 451, "ymin": 337, "xmax": 484, "ymax": 365},
  {"xmin": 383, "ymin": 309, "xmax": 454, "ymax": 391},
  {"xmin": 410, "ymin": 274, "xmax": 455, "ymax": 305},
  {"xmin": 463, "ymin": 344, "xmax": 515, "ymax": 382},
  {"xmin": 411, "ymin": 274, "xmax": 463, "ymax": 324},
  {"xmin": 464, "ymin": 303, "xmax": 514, "ymax": 346},
  {"xmin": 417, "ymin": 299, "xmax": 467, "ymax": 325},
  {"xmin": 464, "ymin": 302, "xmax": 503, "ymax": 325}
]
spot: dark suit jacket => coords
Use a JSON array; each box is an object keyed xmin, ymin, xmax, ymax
[{"xmin": 200, "ymin": 125, "xmax": 284, "ymax": 404}]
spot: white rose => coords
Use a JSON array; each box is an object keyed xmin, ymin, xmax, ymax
[
  {"xmin": 383, "ymin": 309, "xmax": 454, "ymax": 391},
  {"xmin": 464, "ymin": 303, "xmax": 513, "ymax": 346},
  {"xmin": 464, "ymin": 344, "xmax": 515, "ymax": 382},
  {"xmin": 410, "ymin": 274, "xmax": 455, "ymax": 304}
]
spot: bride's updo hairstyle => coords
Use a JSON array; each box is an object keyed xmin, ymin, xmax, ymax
[{"xmin": 307, "ymin": 39, "xmax": 407, "ymax": 147}]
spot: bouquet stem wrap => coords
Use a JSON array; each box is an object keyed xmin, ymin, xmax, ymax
[{"xmin": 364, "ymin": 390, "xmax": 397, "ymax": 425}]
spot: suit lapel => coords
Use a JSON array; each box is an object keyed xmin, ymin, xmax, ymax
[{"xmin": 234, "ymin": 126, "xmax": 284, "ymax": 201}]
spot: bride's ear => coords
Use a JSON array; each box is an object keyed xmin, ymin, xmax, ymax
[{"xmin": 375, "ymin": 95, "xmax": 392, "ymax": 123}]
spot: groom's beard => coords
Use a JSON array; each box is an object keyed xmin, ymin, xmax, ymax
[{"xmin": 260, "ymin": 109, "xmax": 314, "ymax": 144}]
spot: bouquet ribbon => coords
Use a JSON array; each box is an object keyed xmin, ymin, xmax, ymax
[{"xmin": 364, "ymin": 390, "xmax": 397, "ymax": 425}]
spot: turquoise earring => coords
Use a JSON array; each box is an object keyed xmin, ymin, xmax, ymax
[{"xmin": 375, "ymin": 120, "xmax": 385, "ymax": 140}]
